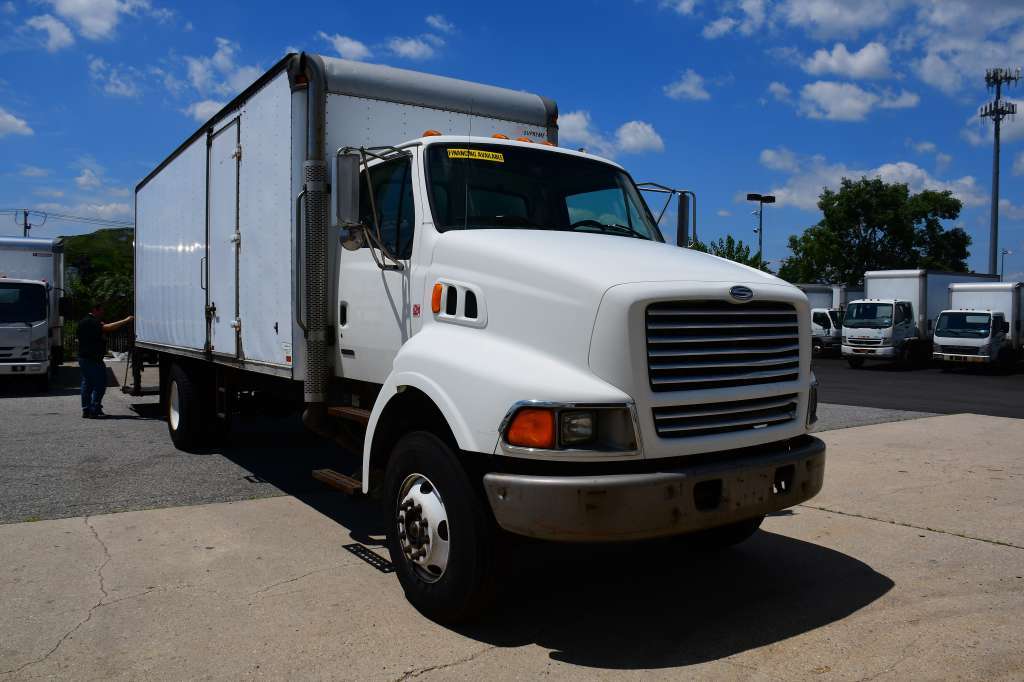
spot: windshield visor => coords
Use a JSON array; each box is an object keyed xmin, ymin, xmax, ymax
[
  {"xmin": 844, "ymin": 302, "xmax": 893, "ymax": 329},
  {"xmin": 426, "ymin": 143, "xmax": 663, "ymax": 241},
  {"xmin": 935, "ymin": 312, "xmax": 991, "ymax": 339},
  {"xmin": 0, "ymin": 283, "xmax": 47, "ymax": 324}
]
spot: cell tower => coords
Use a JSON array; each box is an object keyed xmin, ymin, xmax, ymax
[{"xmin": 980, "ymin": 67, "xmax": 1020, "ymax": 275}]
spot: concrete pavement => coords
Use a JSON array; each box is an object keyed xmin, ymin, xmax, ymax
[{"xmin": 1, "ymin": 413, "xmax": 1022, "ymax": 680}]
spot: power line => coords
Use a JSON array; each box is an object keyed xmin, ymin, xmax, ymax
[{"xmin": 1, "ymin": 208, "xmax": 134, "ymax": 232}]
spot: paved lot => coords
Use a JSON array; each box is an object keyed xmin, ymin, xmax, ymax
[
  {"xmin": 813, "ymin": 356, "xmax": 1024, "ymax": 418},
  {"xmin": 0, "ymin": 413, "xmax": 1022, "ymax": 680}
]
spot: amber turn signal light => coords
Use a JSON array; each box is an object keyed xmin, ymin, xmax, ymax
[
  {"xmin": 431, "ymin": 282, "xmax": 443, "ymax": 314},
  {"xmin": 506, "ymin": 408, "xmax": 556, "ymax": 449}
]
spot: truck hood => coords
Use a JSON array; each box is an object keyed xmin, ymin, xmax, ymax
[
  {"xmin": 0, "ymin": 320, "xmax": 47, "ymax": 347},
  {"xmin": 432, "ymin": 229, "xmax": 782, "ymax": 290},
  {"xmin": 429, "ymin": 229, "xmax": 800, "ymax": 377}
]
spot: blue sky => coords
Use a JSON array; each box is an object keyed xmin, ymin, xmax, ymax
[{"xmin": 2, "ymin": 0, "xmax": 1023, "ymax": 279}]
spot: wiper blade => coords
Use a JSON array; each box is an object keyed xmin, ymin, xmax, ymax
[{"xmin": 570, "ymin": 219, "xmax": 647, "ymax": 239}]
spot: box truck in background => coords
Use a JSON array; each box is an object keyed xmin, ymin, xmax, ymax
[
  {"xmin": 842, "ymin": 270, "xmax": 997, "ymax": 368},
  {"xmin": 135, "ymin": 52, "xmax": 825, "ymax": 622},
  {"xmin": 0, "ymin": 237, "xmax": 66, "ymax": 389},
  {"xmin": 933, "ymin": 282, "xmax": 1023, "ymax": 368},
  {"xmin": 796, "ymin": 284, "xmax": 860, "ymax": 354}
]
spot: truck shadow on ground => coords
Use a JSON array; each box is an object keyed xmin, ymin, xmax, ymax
[
  {"xmin": 0, "ymin": 364, "xmax": 120, "ymax": 399},
  {"xmin": 459, "ymin": 529, "xmax": 894, "ymax": 669},
  {"xmin": 208, "ymin": 413, "xmax": 894, "ymax": 670}
]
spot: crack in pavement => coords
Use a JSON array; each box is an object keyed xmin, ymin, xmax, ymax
[
  {"xmin": 394, "ymin": 645, "xmax": 498, "ymax": 681},
  {"xmin": 0, "ymin": 516, "xmax": 112, "ymax": 677},
  {"xmin": 249, "ymin": 563, "xmax": 353, "ymax": 597},
  {"xmin": 799, "ymin": 504, "xmax": 1024, "ymax": 550}
]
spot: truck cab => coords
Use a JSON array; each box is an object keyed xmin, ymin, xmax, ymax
[
  {"xmin": 811, "ymin": 307, "xmax": 842, "ymax": 354},
  {"xmin": 0, "ymin": 277, "xmax": 52, "ymax": 386},
  {"xmin": 933, "ymin": 310, "xmax": 1010, "ymax": 366},
  {"xmin": 842, "ymin": 299, "xmax": 916, "ymax": 367}
]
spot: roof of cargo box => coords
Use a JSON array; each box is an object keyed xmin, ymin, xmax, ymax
[
  {"xmin": 319, "ymin": 56, "xmax": 557, "ymax": 127},
  {"xmin": 137, "ymin": 53, "xmax": 557, "ymax": 193},
  {"xmin": 0, "ymin": 237, "xmax": 63, "ymax": 252},
  {"xmin": 949, "ymin": 282, "xmax": 1023, "ymax": 291}
]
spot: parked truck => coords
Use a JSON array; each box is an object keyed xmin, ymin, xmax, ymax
[
  {"xmin": 796, "ymin": 284, "xmax": 861, "ymax": 354},
  {"xmin": 135, "ymin": 53, "xmax": 826, "ymax": 622},
  {"xmin": 933, "ymin": 282, "xmax": 1023, "ymax": 368},
  {"xmin": 0, "ymin": 237, "xmax": 66, "ymax": 389},
  {"xmin": 842, "ymin": 270, "xmax": 996, "ymax": 368}
]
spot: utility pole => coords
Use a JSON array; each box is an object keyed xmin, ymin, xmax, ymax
[
  {"xmin": 21, "ymin": 209, "xmax": 30, "ymax": 237},
  {"xmin": 746, "ymin": 193, "xmax": 775, "ymax": 270},
  {"xmin": 980, "ymin": 67, "xmax": 1020, "ymax": 275},
  {"xmin": 13, "ymin": 209, "xmax": 47, "ymax": 237}
]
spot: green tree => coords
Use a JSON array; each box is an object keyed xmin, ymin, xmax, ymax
[
  {"xmin": 691, "ymin": 235, "xmax": 764, "ymax": 269},
  {"xmin": 777, "ymin": 177, "xmax": 971, "ymax": 285}
]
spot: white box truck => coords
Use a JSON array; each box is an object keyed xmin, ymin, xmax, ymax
[
  {"xmin": 135, "ymin": 53, "xmax": 826, "ymax": 622},
  {"xmin": 842, "ymin": 269, "xmax": 996, "ymax": 368},
  {"xmin": 933, "ymin": 282, "xmax": 1023, "ymax": 368},
  {"xmin": 0, "ymin": 237, "xmax": 66, "ymax": 389},
  {"xmin": 796, "ymin": 284, "xmax": 856, "ymax": 354}
]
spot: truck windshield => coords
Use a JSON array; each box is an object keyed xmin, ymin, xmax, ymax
[
  {"xmin": 935, "ymin": 312, "xmax": 991, "ymax": 338},
  {"xmin": 425, "ymin": 143, "xmax": 663, "ymax": 241},
  {"xmin": 0, "ymin": 282, "xmax": 47, "ymax": 324},
  {"xmin": 844, "ymin": 302, "xmax": 893, "ymax": 329}
]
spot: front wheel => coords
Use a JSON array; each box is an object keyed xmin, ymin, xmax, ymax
[
  {"xmin": 847, "ymin": 357, "xmax": 865, "ymax": 369},
  {"xmin": 384, "ymin": 431, "xmax": 497, "ymax": 624}
]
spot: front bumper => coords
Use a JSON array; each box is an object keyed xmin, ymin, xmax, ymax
[
  {"xmin": 933, "ymin": 352, "xmax": 990, "ymax": 364},
  {"xmin": 0, "ymin": 360, "xmax": 49, "ymax": 375},
  {"xmin": 482, "ymin": 436, "xmax": 825, "ymax": 542},
  {"xmin": 842, "ymin": 344, "xmax": 895, "ymax": 359}
]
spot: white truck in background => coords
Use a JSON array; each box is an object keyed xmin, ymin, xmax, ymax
[
  {"xmin": 796, "ymin": 284, "xmax": 861, "ymax": 355},
  {"xmin": 135, "ymin": 52, "xmax": 826, "ymax": 623},
  {"xmin": 0, "ymin": 237, "xmax": 66, "ymax": 390},
  {"xmin": 933, "ymin": 282, "xmax": 1023, "ymax": 369},
  {"xmin": 842, "ymin": 269, "xmax": 996, "ymax": 368}
]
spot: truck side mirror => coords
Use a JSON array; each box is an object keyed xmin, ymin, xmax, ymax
[
  {"xmin": 59, "ymin": 296, "xmax": 72, "ymax": 318},
  {"xmin": 334, "ymin": 152, "xmax": 361, "ymax": 228},
  {"xmin": 676, "ymin": 193, "xmax": 690, "ymax": 247},
  {"xmin": 1002, "ymin": 321, "xmax": 1010, "ymax": 334}
]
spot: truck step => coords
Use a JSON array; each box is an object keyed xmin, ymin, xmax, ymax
[
  {"xmin": 312, "ymin": 468, "xmax": 362, "ymax": 495},
  {"xmin": 326, "ymin": 405, "xmax": 371, "ymax": 425}
]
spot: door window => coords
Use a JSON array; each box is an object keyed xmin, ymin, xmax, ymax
[
  {"xmin": 359, "ymin": 158, "xmax": 415, "ymax": 259},
  {"xmin": 812, "ymin": 312, "xmax": 831, "ymax": 329}
]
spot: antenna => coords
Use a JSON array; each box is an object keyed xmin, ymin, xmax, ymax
[{"xmin": 980, "ymin": 66, "xmax": 1020, "ymax": 275}]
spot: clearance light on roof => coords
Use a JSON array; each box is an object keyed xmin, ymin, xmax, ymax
[
  {"xmin": 539, "ymin": 140, "xmax": 555, "ymax": 146},
  {"xmin": 491, "ymin": 133, "xmax": 509, "ymax": 139},
  {"xmin": 422, "ymin": 129, "xmax": 442, "ymax": 137},
  {"xmin": 515, "ymin": 136, "xmax": 532, "ymax": 143}
]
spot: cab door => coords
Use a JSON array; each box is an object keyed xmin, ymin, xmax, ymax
[{"xmin": 335, "ymin": 154, "xmax": 417, "ymax": 382}]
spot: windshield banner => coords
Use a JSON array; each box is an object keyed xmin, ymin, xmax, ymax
[{"xmin": 447, "ymin": 148, "xmax": 505, "ymax": 163}]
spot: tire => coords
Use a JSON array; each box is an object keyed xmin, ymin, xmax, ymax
[
  {"xmin": 896, "ymin": 345, "xmax": 910, "ymax": 368},
  {"xmin": 32, "ymin": 373, "xmax": 50, "ymax": 393},
  {"xmin": 847, "ymin": 357, "xmax": 865, "ymax": 369},
  {"xmin": 167, "ymin": 364, "xmax": 205, "ymax": 451},
  {"xmin": 384, "ymin": 431, "xmax": 497, "ymax": 624},
  {"xmin": 812, "ymin": 339, "xmax": 823, "ymax": 355},
  {"xmin": 685, "ymin": 515, "xmax": 765, "ymax": 550}
]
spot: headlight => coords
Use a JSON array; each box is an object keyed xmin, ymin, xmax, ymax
[
  {"xmin": 503, "ymin": 403, "xmax": 637, "ymax": 452},
  {"xmin": 30, "ymin": 337, "xmax": 47, "ymax": 350},
  {"xmin": 29, "ymin": 338, "xmax": 47, "ymax": 361},
  {"xmin": 807, "ymin": 373, "xmax": 819, "ymax": 426}
]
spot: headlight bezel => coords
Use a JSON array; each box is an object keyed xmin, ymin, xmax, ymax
[{"xmin": 500, "ymin": 401, "xmax": 641, "ymax": 457}]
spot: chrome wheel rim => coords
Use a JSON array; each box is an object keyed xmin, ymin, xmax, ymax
[{"xmin": 396, "ymin": 473, "xmax": 450, "ymax": 583}]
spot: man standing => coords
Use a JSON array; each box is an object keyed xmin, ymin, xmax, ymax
[{"xmin": 78, "ymin": 303, "xmax": 133, "ymax": 418}]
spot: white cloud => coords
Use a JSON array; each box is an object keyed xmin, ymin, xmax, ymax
[
  {"xmin": 25, "ymin": 14, "xmax": 74, "ymax": 51},
  {"xmin": 559, "ymin": 111, "xmax": 664, "ymax": 157},
  {"xmin": 615, "ymin": 121, "xmax": 665, "ymax": 153},
  {"xmin": 662, "ymin": 0, "xmax": 699, "ymax": 15},
  {"xmin": 760, "ymin": 147, "xmax": 800, "ymax": 172},
  {"xmin": 184, "ymin": 99, "xmax": 224, "ymax": 122},
  {"xmin": 75, "ymin": 167, "xmax": 101, "ymax": 189},
  {"xmin": 908, "ymin": 139, "xmax": 936, "ymax": 153},
  {"xmin": 702, "ymin": 17, "xmax": 737, "ymax": 39},
  {"xmin": 46, "ymin": 0, "xmax": 155, "ymax": 40},
  {"xmin": 318, "ymin": 32, "xmax": 371, "ymax": 61},
  {"xmin": 803, "ymin": 42, "xmax": 892, "ymax": 79},
  {"xmin": 0, "ymin": 106, "xmax": 33, "ymax": 137},
  {"xmin": 779, "ymin": 0, "xmax": 905, "ymax": 38},
  {"xmin": 767, "ymin": 81, "xmax": 792, "ymax": 102},
  {"xmin": 1014, "ymin": 151, "xmax": 1024, "ymax": 176},
  {"xmin": 36, "ymin": 201, "xmax": 131, "ymax": 221},
  {"xmin": 701, "ymin": 0, "xmax": 767, "ymax": 38},
  {"xmin": 387, "ymin": 36, "xmax": 435, "ymax": 60},
  {"xmin": 184, "ymin": 38, "xmax": 261, "ymax": 98},
  {"xmin": 765, "ymin": 149, "xmax": 987, "ymax": 211},
  {"xmin": 935, "ymin": 152, "xmax": 952, "ymax": 170},
  {"xmin": 663, "ymin": 68, "xmax": 711, "ymax": 101},
  {"xmin": 798, "ymin": 81, "xmax": 918, "ymax": 121},
  {"xmin": 2, "ymin": 2, "xmax": 15, "ymax": 14},
  {"xmin": 20, "ymin": 165, "xmax": 50, "ymax": 177},
  {"xmin": 34, "ymin": 188, "xmax": 64, "ymax": 198},
  {"xmin": 88, "ymin": 57, "xmax": 140, "ymax": 97},
  {"xmin": 425, "ymin": 14, "xmax": 454, "ymax": 33},
  {"xmin": 717, "ymin": 209, "xmax": 733, "ymax": 217}
]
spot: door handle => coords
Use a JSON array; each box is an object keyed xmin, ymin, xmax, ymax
[{"xmin": 200, "ymin": 256, "xmax": 207, "ymax": 290}]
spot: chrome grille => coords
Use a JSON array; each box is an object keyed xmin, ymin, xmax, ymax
[
  {"xmin": 847, "ymin": 337, "xmax": 882, "ymax": 346},
  {"xmin": 940, "ymin": 345, "xmax": 979, "ymax": 355},
  {"xmin": 653, "ymin": 394, "xmax": 799, "ymax": 438},
  {"xmin": 646, "ymin": 300, "xmax": 800, "ymax": 391}
]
